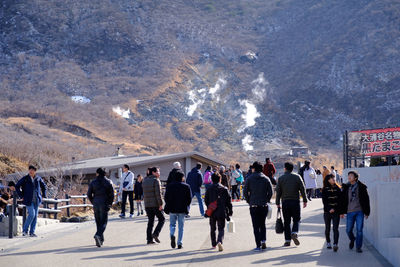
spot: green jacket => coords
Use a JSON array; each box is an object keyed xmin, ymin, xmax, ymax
[{"xmin": 276, "ymin": 171, "xmax": 307, "ymax": 205}]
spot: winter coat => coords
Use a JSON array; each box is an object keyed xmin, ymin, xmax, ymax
[
  {"xmin": 316, "ymin": 174, "xmax": 324, "ymax": 189},
  {"xmin": 243, "ymin": 172, "xmax": 273, "ymax": 206},
  {"xmin": 322, "ymin": 184, "xmax": 344, "ymax": 213},
  {"xmin": 322, "ymin": 169, "xmax": 330, "ymax": 180},
  {"xmin": 164, "ymin": 181, "xmax": 192, "ymax": 214},
  {"xmin": 133, "ymin": 180, "xmax": 143, "ymax": 198},
  {"xmin": 303, "ymin": 167, "xmax": 317, "ymax": 189},
  {"xmin": 219, "ymin": 171, "xmax": 229, "ymax": 188},
  {"xmin": 16, "ymin": 175, "xmax": 47, "ymax": 206},
  {"xmin": 186, "ymin": 167, "xmax": 203, "ymax": 194},
  {"xmin": 142, "ymin": 175, "xmax": 163, "ymax": 208},
  {"xmin": 341, "ymin": 181, "xmax": 371, "ymax": 216},
  {"xmin": 204, "ymin": 183, "xmax": 232, "ymax": 219},
  {"xmin": 263, "ymin": 163, "xmax": 277, "ymax": 185},
  {"xmin": 87, "ymin": 176, "xmax": 114, "ymax": 208}
]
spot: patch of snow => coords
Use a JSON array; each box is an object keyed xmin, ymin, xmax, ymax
[
  {"xmin": 71, "ymin": 96, "xmax": 91, "ymax": 104},
  {"xmin": 246, "ymin": 51, "xmax": 258, "ymax": 60},
  {"xmin": 113, "ymin": 106, "xmax": 130, "ymax": 119},
  {"xmin": 242, "ymin": 134, "xmax": 254, "ymax": 151}
]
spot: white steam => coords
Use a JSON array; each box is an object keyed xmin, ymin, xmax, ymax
[
  {"xmin": 113, "ymin": 106, "xmax": 131, "ymax": 119},
  {"xmin": 242, "ymin": 134, "xmax": 254, "ymax": 151},
  {"xmin": 71, "ymin": 96, "xmax": 91, "ymax": 104},
  {"xmin": 238, "ymin": 100, "xmax": 260, "ymax": 132},
  {"xmin": 186, "ymin": 77, "xmax": 226, "ymax": 116}
]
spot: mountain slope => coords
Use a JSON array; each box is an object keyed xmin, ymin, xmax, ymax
[{"xmin": 0, "ymin": 0, "xmax": 399, "ymax": 171}]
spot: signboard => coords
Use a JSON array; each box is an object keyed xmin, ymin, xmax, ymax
[{"xmin": 348, "ymin": 127, "xmax": 400, "ymax": 157}]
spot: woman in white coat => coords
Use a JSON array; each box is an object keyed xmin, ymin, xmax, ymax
[{"xmin": 303, "ymin": 161, "xmax": 317, "ymax": 201}]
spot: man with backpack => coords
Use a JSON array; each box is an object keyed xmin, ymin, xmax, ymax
[{"xmin": 204, "ymin": 172, "xmax": 233, "ymax": 252}]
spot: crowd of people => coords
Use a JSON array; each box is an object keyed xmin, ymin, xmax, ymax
[{"xmin": 5, "ymin": 157, "xmax": 371, "ymax": 255}]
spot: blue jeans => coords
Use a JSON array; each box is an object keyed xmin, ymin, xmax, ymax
[
  {"xmin": 346, "ymin": 210, "xmax": 364, "ymax": 249},
  {"xmin": 23, "ymin": 202, "xmax": 39, "ymax": 234},
  {"xmin": 170, "ymin": 213, "xmax": 185, "ymax": 245},
  {"xmin": 190, "ymin": 191, "xmax": 204, "ymax": 216}
]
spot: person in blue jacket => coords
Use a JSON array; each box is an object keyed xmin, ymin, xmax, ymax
[
  {"xmin": 186, "ymin": 163, "xmax": 204, "ymax": 217},
  {"xmin": 15, "ymin": 165, "xmax": 47, "ymax": 237}
]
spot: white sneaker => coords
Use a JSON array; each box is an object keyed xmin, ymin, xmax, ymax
[{"xmin": 129, "ymin": 214, "xmax": 134, "ymax": 219}]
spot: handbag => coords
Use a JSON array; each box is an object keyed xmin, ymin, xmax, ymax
[
  {"xmin": 205, "ymin": 200, "xmax": 218, "ymax": 217},
  {"xmin": 122, "ymin": 172, "xmax": 130, "ymax": 188},
  {"xmin": 275, "ymin": 207, "xmax": 284, "ymax": 234}
]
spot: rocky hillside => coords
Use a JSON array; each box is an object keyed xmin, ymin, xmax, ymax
[{"xmin": 1, "ymin": 0, "xmax": 399, "ymax": 172}]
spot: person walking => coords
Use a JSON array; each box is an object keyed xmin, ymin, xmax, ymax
[
  {"xmin": 340, "ymin": 171, "xmax": 370, "ymax": 253},
  {"xmin": 205, "ymin": 172, "xmax": 233, "ymax": 252},
  {"xmin": 186, "ymin": 163, "xmax": 205, "ymax": 217},
  {"xmin": 263, "ymin": 158, "xmax": 277, "ymax": 185},
  {"xmin": 302, "ymin": 161, "xmax": 317, "ymax": 201},
  {"xmin": 166, "ymin": 162, "xmax": 183, "ymax": 185},
  {"xmin": 322, "ymin": 174, "xmax": 344, "ymax": 252},
  {"xmin": 119, "ymin": 164, "xmax": 135, "ymax": 218},
  {"xmin": 134, "ymin": 174, "xmax": 144, "ymax": 216},
  {"xmin": 276, "ymin": 162, "xmax": 307, "ymax": 247},
  {"xmin": 219, "ymin": 166, "xmax": 229, "ymax": 188},
  {"xmin": 15, "ymin": 165, "xmax": 47, "ymax": 237},
  {"xmin": 87, "ymin": 168, "xmax": 114, "ymax": 247},
  {"xmin": 231, "ymin": 164, "xmax": 243, "ymax": 201},
  {"xmin": 164, "ymin": 170, "xmax": 192, "ymax": 249},
  {"xmin": 330, "ymin": 166, "xmax": 337, "ymax": 177},
  {"xmin": 203, "ymin": 166, "xmax": 213, "ymax": 190},
  {"xmin": 315, "ymin": 169, "xmax": 323, "ymax": 198},
  {"xmin": 143, "ymin": 166, "xmax": 165, "ymax": 244},
  {"xmin": 243, "ymin": 161, "xmax": 273, "ymax": 252}
]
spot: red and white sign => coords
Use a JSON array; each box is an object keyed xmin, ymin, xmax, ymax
[{"xmin": 351, "ymin": 127, "xmax": 400, "ymax": 156}]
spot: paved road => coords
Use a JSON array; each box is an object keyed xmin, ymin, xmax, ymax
[{"xmin": 0, "ymin": 199, "xmax": 391, "ymax": 267}]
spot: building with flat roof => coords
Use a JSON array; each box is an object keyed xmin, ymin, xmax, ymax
[{"xmin": 7, "ymin": 152, "xmax": 226, "ymax": 186}]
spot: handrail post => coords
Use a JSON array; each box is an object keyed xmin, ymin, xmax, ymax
[
  {"xmin": 65, "ymin": 194, "xmax": 70, "ymax": 217},
  {"xmin": 22, "ymin": 206, "xmax": 27, "ymax": 225},
  {"xmin": 83, "ymin": 196, "xmax": 87, "ymax": 211},
  {"xmin": 54, "ymin": 202, "xmax": 58, "ymax": 220},
  {"xmin": 8, "ymin": 205, "xmax": 13, "ymax": 238}
]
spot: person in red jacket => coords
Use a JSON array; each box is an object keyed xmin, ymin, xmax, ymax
[{"xmin": 263, "ymin": 158, "xmax": 277, "ymax": 185}]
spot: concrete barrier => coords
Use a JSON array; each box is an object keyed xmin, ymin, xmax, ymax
[
  {"xmin": 344, "ymin": 165, "xmax": 400, "ymax": 267},
  {"xmin": 0, "ymin": 216, "xmax": 59, "ymax": 236}
]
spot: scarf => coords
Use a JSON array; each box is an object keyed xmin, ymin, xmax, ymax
[{"xmin": 350, "ymin": 182, "xmax": 358, "ymax": 202}]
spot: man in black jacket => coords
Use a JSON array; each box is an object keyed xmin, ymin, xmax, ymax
[
  {"xmin": 340, "ymin": 170, "xmax": 370, "ymax": 253},
  {"xmin": 243, "ymin": 161, "xmax": 273, "ymax": 252},
  {"xmin": 186, "ymin": 163, "xmax": 205, "ymax": 217},
  {"xmin": 164, "ymin": 170, "xmax": 192, "ymax": 249},
  {"xmin": 87, "ymin": 168, "xmax": 114, "ymax": 247},
  {"xmin": 204, "ymin": 172, "xmax": 233, "ymax": 252}
]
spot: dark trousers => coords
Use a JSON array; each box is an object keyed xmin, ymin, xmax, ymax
[
  {"xmin": 250, "ymin": 206, "xmax": 268, "ymax": 247},
  {"xmin": 121, "ymin": 191, "xmax": 134, "ymax": 215},
  {"xmin": 282, "ymin": 199, "xmax": 301, "ymax": 241},
  {"xmin": 231, "ymin": 185, "xmax": 240, "ymax": 199},
  {"xmin": 146, "ymin": 207, "xmax": 165, "ymax": 241},
  {"xmin": 324, "ymin": 212, "xmax": 340, "ymax": 244},
  {"xmin": 306, "ymin": 189, "xmax": 313, "ymax": 199},
  {"xmin": 210, "ymin": 217, "xmax": 225, "ymax": 247},
  {"xmin": 94, "ymin": 205, "xmax": 108, "ymax": 241}
]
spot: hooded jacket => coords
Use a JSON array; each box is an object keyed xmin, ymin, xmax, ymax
[
  {"xmin": 87, "ymin": 176, "xmax": 114, "ymax": 208},
  {"xmin": 204, "ymin": 183, "xmax": 233, "ymax": 219},
  {"xmin": 186, "ymin": 167, "xmax": 203, "ymax": 193}
]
